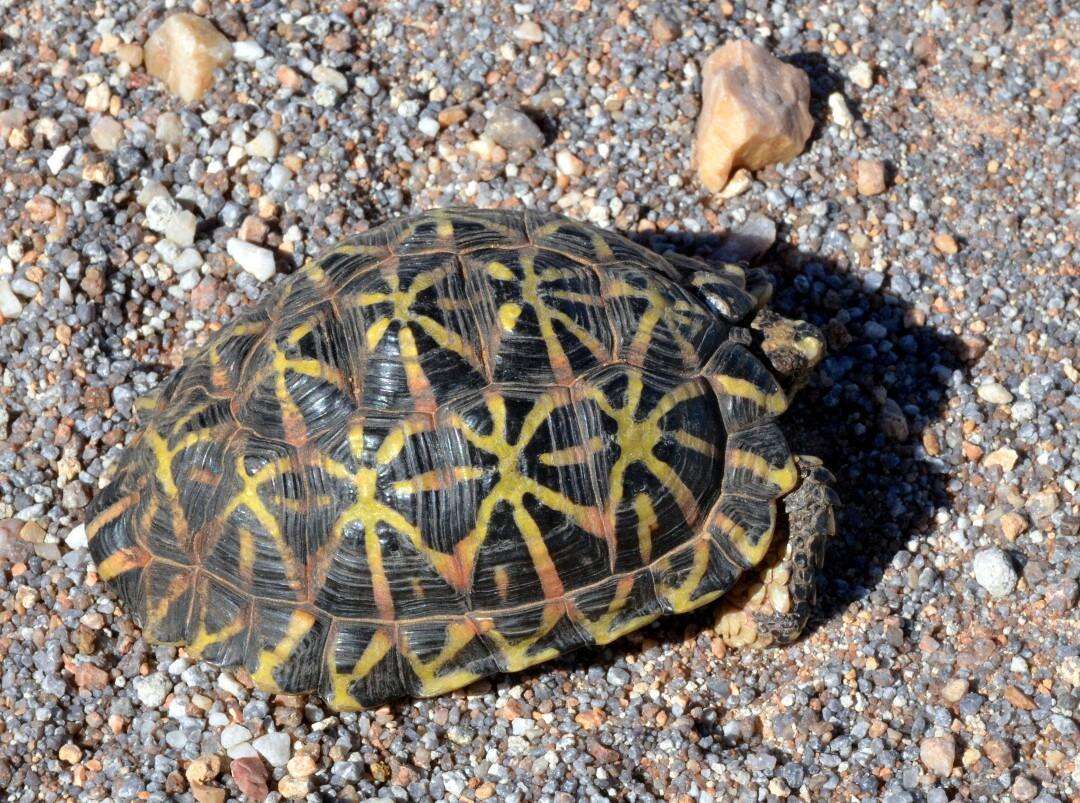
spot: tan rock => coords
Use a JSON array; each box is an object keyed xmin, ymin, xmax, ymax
[
  {"xmin": 982, "ymin": 447, "xmax": 1018, "ymax": 471},
  {"xmin": 855, "ymin": 159, "xmax": 887, "ymax": 195},
  {"xmin": 934, "ymin": 232, "xmax": 959, "ymax": 255},
  {"xmin": 285, "ymin": 753, "xmax": 317, "ymax": 777},
  {"xmin": 191, "ymin": 785, "xmax": 226, "ymax": 803},
  {"xmin": 116, "ymin": 43, "xmax": 144, "ymax": 68},
  {"xmin": 694, "ymin": 40, "xmax": 813, "ymax": 193},
  {"xmin": 145, "ymin": 13, "xmax": 232, "ymax": 103},
  {"xmin": 920, "ymin": 735, "xmax": 956, "ymax": 776},
  {"xmin": 999, "ymin": 511, "xmax": 1028, "ymax": 541},
  {"xmin": 278, "ymin": 776, "xmax": 311, "ymax": 799},
  {"xmin": 185, "ymin": 755, "xmax": 222, "ymax": 786},
  {"xmin": 90, "ymin": 116, "xmax": 125, "ymax": 151},
  {"xmin": 58, "ymin": 743, "xmax": 83, "ymax": 764}
]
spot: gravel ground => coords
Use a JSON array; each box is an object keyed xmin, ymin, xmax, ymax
[{"xmin": 0, "ymin": 1, "xmax": 1077, "ymax": 802}]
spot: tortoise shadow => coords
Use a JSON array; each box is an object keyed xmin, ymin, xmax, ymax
[{"xmin": 491, "ymin": 224, "xmax": 964, "ymax": 689}]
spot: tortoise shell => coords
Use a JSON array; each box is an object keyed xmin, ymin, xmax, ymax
[{"xmin": 87, "ymin": 208, "xmax": 804, "ymax": 710}]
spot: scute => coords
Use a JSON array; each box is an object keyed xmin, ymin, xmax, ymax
[{"xmin": 86, "ymin": 208, "xmax": 800, "ymax": 711}]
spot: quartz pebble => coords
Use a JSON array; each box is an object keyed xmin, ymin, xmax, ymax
[
  {"xmin": 252, "ymin": 731, "xmax": 291, "ymax": 767},
  {"xmin": 919, "ymin": 735, "xmax": 956, "ymax": 777},
  {"xmin": 144, "ymin": 196, "xmax": 198, "ymax": 247},
  {"xmin": 977, "ymin": 382, "xmax": 1014, "ymax": 404},
  {"xmin": 226, "ymin": 238, "xmax": 276, "ymax": 281},
  {"xmin": 856, "ymin": 159, "xmax": 887, "ymax": 195},
  {"xmin": 145, "ymin": 13, "xmax": 233, "ymax": 103},
  {"xmin": 694, "ymin": 41, "xmax": 813, "ymax": 193},
  {"xmin": 484, "ymin": 106, "xmax": 545, "ymax": 151},
  {"xmin": 133, "ymin": 673, "xmax": 170, "ymax": 708},
  {"xmin": 89, "ymin": 116, "xmax": 124, "ymax": 151},
  {"xmin": 0, "ymin": 278, "xmax": 23, "ymax": 318},
  {"xmin": 973, "ymin": 547, "xmax": 1018, "ymax": 597}
]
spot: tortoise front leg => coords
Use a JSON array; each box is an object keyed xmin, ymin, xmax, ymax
[{"xmin": 715, "ymin": 455, "xmax": 838, "ymax": 647}]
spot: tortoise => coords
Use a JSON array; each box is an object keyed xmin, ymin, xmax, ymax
[{"xmin": 87, "ymin": 208, "xmax": 836, "ymax": 711}]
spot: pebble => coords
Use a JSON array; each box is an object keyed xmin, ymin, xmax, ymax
[
  {"xmin": 145, "ymin": 196, "xmax": 198, "ymax": 247},
  {"xmin": 828, "ymin": 93, "xmax": 854, "ymax": 127},
  {"xmin": 133, "ymin": 673, "xmax": 170, "ymax": 708},
  {"xmin": 64, "ymin": 523, "xmax": 88, "ymax": 549},
  {"xmin": 226, "ymin": 238, "xmax": 276, "ymax": 281},
  {"xmin": 919, "ymin": 735, "xmax": 956, "ymax": 777},
  {"xmin": 484, "ymin": 106, "xmax": 545, "ymax": 150},
  {"xmin": 849, "ymin": 61, "xmax": 874, "ymax": 89},
  {"xmin": 977, "ymin": 382, "xmax": 1014, "ymax": 404},
  {"xmin": 252, "ymin": 731, "xmax": 291, "ymax": 768},
  {"xmin": 145, "ymin": 13, "xmax": 233, "ymax": 103},
  {"xmin": 220, "ymin": 723, "xmax": 253, "ymax": 751},
  {"xmin": 89, "ymin": 116, "xmax": 124, "ymax": 151},
  {"xmin": 277, "ymin": 776, "xmax": 311, "ymax": 799},
  {"xmin": 0, "ymin": 278, "xmax": 23, "ymax": 318},
  {"xmin": 972, "ymin": 547, "xmax": 1019, "ymax": 597},
  {"xmin": 245, "ymin": 130, "xmax": 279, "ymax": 160},
  {"xmin": 856, "ymin": 159, "xmax": 887, "ymax": 195},
  {"xmin": 694, "ymin": 40, "xmax": 813, "ymax": 192},
  {"xmin": 233, "ymin": 40, "xmax": 265, "ymax": 63},
  {"xmin": 555, "ymin": 149, "xmax": 585, "ymax": 177},
  {"xmin": 513, "ymin": 20, "xmax": 544, "ymax": 44}
]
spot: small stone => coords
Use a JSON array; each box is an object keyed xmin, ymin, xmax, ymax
[
  {"xmin": 438, "ymin": 106, "xmax": 468, "ymax": 127},
  {"xmin": 0, "ymin": 278, "xmax": 23, "ymax": 319},
  {"xmin": 82, "ymin": 161, "xmax": 115, "ymax": 185},
  {"xmin": 72, "ymin": 663, "xmax": 110, "ymax": 691},
  {"xmin": 277, "ymin": 776, "xmax": 311, "ymax": 799},
  {"xmin": 233, "ymin": 40, "xmax": 264, "ymax": 62},
  {"xmin": 145, "ymin": 196, "xmax": 198, "ymax": 247},
  {"xmin": 145, "ymin": 13, "xmax": 233, "ymax": 103},
  {"xmin": 220, "ymin": 724, "xmax": 253, "ymax": 751},
  {"xmin": 47, "ymin": 145, "xmax": 72, "ymax": 175},
  {"xmin": 417, "ymin": 116, "xmax": 440, "ymax": 138},
  {"xmin": 513, "ymin": 20, "xmax": 544, "ymax": 44},
  {"xmin": 191, "ymin": 785, "xmax": 226, "ymax": 803},
  {"xmin": 231, "ymin": 757, "xmax": 270, "ymax": 802},
  {"xmin": 972, "ymin": 547, "xmax": 1018, "ymax": 597},
  {"xmin": 227, "ymin": 238, "xmax": 276, "ymax": 281},
  {"xmin": 245, "ymin": 130, "xmax": 279, "ymax": 160},
  {"xmin": 977, "ymin": 382, "xmax": 1013, "ymax": 404},
  {"xmin": 718, "ymin": 168, "xmax": 753, "ymax": 199},
  {"xmin": 484, "ymin": 106, "xmax": 545, "ymax": 151},
  {"xmin": 849, "ymin": 61, "xmax": 874, "ymax": 89},
  {"xmin": 983, "ymin": 448, "xmax": 1019, "ymax": 471},
  {"xmin": 312, "ymin": 65, "xmax": 348, "ymax": 94},
  {"xmin": 65, "ymin": 523, "xmax": 88, "ymax": 549},
  {"xmin": 252, "ymin": 731, "xmax": 291, "ymax": 768},
  {"xmin": 26, "ymin": 194, "xmax": 57, "ymax": 222},
  {"xmin": 919, "ymin": 735, "xmax": 955, "ymax": 777},
  {"xmin": 651, "ymin": 14, "xmax": 679, "ymax": 43},
  {"xmin": 84, "ymin": 83, "xmax": 111, "ymax": 113},
  {"xmin": 1011, "ymin": 776, "xmax": 1038, "ymax": 801},
  {"xmin": 286, "ymin": 753, "xmax": 317, "ymax": 777},
  {"xmin": 940, "ymin": 678, "xmax": 969, "ymax": 704},
  {"xmin": 998, "ymin": 511, "xmax": 1028, "ymax": 541},
  {"xmin": 715, "ymin": 214, "xmax": 776, "ymax": 262},
  {"xmin": 555, "ymin": 149, "xmax": 585, "ymax": 177},
  {"xmin": 934, "ymin": 232, "xmax": 959, "ymax": 255},
  {"xmin": 983, "ymin": 738, "xmax": 1014, "ymax": 768},
  {"xmin": 880, "ymin": 398, "xmax": 910, "ymax": 441},
  {"xmin": 90, "ymin": 116, "xmax": 125, "ymax": 151},
  {"xmin": 133, "ymin": 673, "xmax": 170, "ymax": 707},
  {"xmin": 58, "ymin": 743, "xmax": 83, "ymax": 764},
  {"xmin": 694, "ymin": 41, "xmax": 813, "ymax": 192},
  {"xmin": 185, "ymin": 755, "xmax": 222, "ymax": 785},
  {"xmin": 856, "ymin": 159, "xmax": 887, "ymax": 195},
  {"xmin": 156, "ymin": 112, "xmax": 183, "ymax": 145},
  {"xmin": 828, "ymin": 92, "xmax": 854, "ymax": 127}
]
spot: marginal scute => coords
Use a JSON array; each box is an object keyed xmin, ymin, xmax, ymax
[{"xmin": 87, "ymin": 209, "xmax": 806, "ymax": 711}]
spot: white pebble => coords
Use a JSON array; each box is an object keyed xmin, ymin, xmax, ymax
[
  {"xmin": 145, "ymin": 196, "xmax": 197, "ymax": 247},
  {"xmin": 64, "ymin": 523, "xmax": 87, "ymax": 549},
  {"xmin": 233, "ymin": 40, "xmax": 265, "ymax": 62},
  {"xmin": 972, "ymin": 547, "xmax": 1018, "ymax": 598},
  {"xmin": 220, "ymin": 723, "xmax": 252, "ymax": 750},
  {"xmin": 417, "ymin": 116, "xmax": 441, "ymax": 138},
  {"xmin": 312, "ymin": 65, "xmax": 348, "ymax": 93},
  {"xmin": 312, "ymin": 83, "xmax": 340, "ymax": 107},
  {"xmin": 0, "ymin": 278, "xmax": 23, "ymax": 318},
  {"xmin": 227, "ymin": 238, "xmax": 276, "ymax": 281},
  {"xmin": 977, "ymin": 381, "xmax": 1014, "ymax": 405},
  {"xmin": 252, "ymin": 731, "xmax": 291, "ymax": 767},
  {"xmin": 245, "ymin": 129, "xmax": 280, "ymax": 160},
  {"xmin": 849, "ymin": 61, "xmax": 874, "ymax": 90},
  {"xmin": 828, "ymin": 93, "xmax": 854, "ymax": 127},
  {"xmin": 47, "ymin": 145, "xmax": 72, "ymax": 175},
  {"xmin": 217, "ymin": 672, "xmax": 245, "ymax": 699},
  {"xmin": 133, "ymin": 673, "xmax": 170, "ymax": 708}
]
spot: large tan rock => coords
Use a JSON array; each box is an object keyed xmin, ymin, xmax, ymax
[
  {"xmin": 694, "ymin": 41, "xmax": 813, "ymax": 193},
  {"xmin": 145, "ymin": 13, "xmax": 232, "ymax": 103}
]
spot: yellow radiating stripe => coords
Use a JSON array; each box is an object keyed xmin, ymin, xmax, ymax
[
  {"xmin": 712, "ymin": 506, "xmax": 775, "ymax": 566},
  {"xmin": 674, "ymin": 430, "xmax": 719, "ymax": 459},
  {"xmin": 97, "ymin": 546, "xmax": 149, "ymax": 581},
  {"xmin": 634, "ymin": 493, "xmax": 657, "ymax": 564},
  {"xmin": 710, "ymin": 373, "xmax": 788, "ymax": 415},
  {"xmin": 188, "ymin": 612, "xmax": 246, "ymax": 656},
  {"xmin": 392, "ymin": 466, "xmax": 485, "ymax": 494},
  {"xmin": 513, "ymin": 504, "xmax": 564, "ymax": 601},
  {"xmin": 86, "ymin": 492, "xmax": 136, "ymax": 542},
  {"xmin": 657, "ymin": 538, "xmax": 716, "ymax": 614},
  {"xmin": 487, "ymin": 260, "xmax": 515, "ymax": 281},
  {"xmin": 547, "ymin": 307, "xmax": 609, "ymax": 362},
  {"xmin": 482, "ymin": 603, "xmax": 564, "ymax": 672},
  {"xmin": 726, "ymin": 449, "xmax": 798, "ymax": 493},
  {"xmin": 365, "ymin": 316, "xmax": 392, "ymax": 350},
  {"xmin": 646, "ymin": 455, "xmax": 699, "ymax": 525},
  {"xmin": 328, "ymin": 628, "xmax": 393, "ymax": 711},
  {"xmin": 251, "ymin": 608, "xmax": 317, "ymax": 693},
  {"xmin": 404, "ymin": 620, "xmax": 482, "ymax": 698},
  {"xmin": 648, "ymin": 380, "xmax": 704, "ymax": 423},
  {"xmin": 397, "ymin": 324, "xmax": 436, "ymax": 410},
  {"xmin": 538, "ymin": 436, "xmax": 605, "ymax": 467}
]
